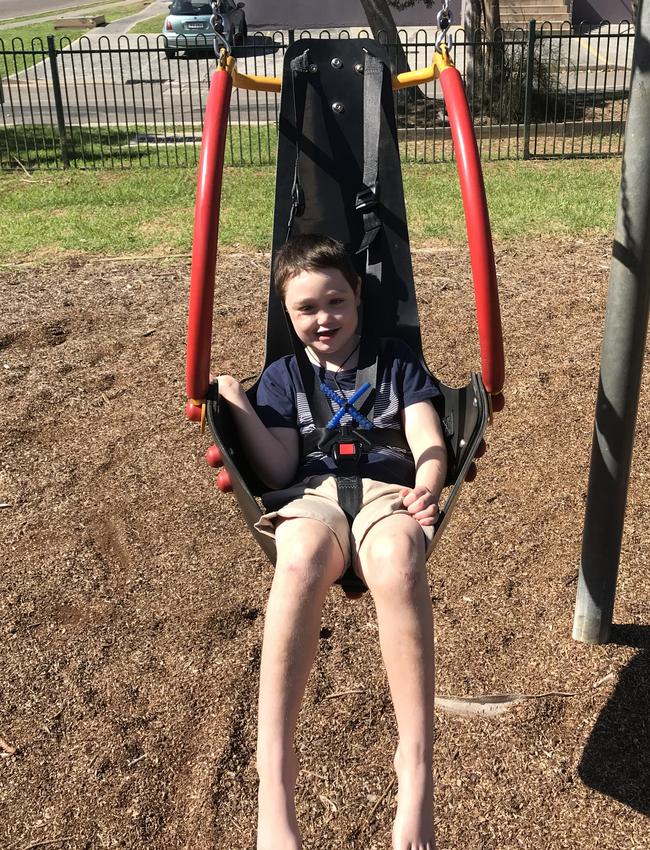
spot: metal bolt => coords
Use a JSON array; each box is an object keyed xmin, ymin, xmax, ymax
[
  {"xmin": 332, "ymin": 102, "xmax": 344, "ymax": 113},
  {"xmin": 331, "ymin": 57, "xmax": 343, "ymax": 69},
  {"xmin": 309, "ymin": 63, "xmax": 318, "ymax": 73},
  {"xmin": 354, "ymin": 63, "xmax": 364, "ymax": 73},
  {"xmin": 459, "ymin": 439, "xmax": 467, "ymax": 448}
]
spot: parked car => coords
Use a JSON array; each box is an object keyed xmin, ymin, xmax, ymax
[{"xmin": 162, "ymin": 0, "xmax": 247, "ymax": 59}]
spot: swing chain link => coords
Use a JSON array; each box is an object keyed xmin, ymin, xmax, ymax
[
  {"xmin": 211, "ymin": 1, "xmax": 231, "ymax": 64},
  {"xmin": 435, "ymin": 0, "xmax": 454, "ymax": 53}
]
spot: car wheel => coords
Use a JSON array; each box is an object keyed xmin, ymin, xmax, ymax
[{"xmin": 165, "ymin": 48, "xmax": 176, "ymax": 60}]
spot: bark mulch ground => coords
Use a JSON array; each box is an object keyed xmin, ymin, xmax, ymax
[{"xmin": 1, "ymin": 236, "xmax": 648, "ymax": 849}]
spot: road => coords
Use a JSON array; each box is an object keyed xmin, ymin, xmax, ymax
[
  {"xmin": 0, "ymin": 34, "xmax": 284, "ymax": 128},
  {"xmin": 1, "ymin": 0, "xmax": 103, "ymax": 19}
]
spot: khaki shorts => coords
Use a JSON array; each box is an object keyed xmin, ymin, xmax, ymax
[{"xmin": 255, "ymin": 474, "xmax": 435, "ymax": 568}]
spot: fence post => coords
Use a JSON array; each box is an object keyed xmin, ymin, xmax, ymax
[
  {"xmin": 46, "ymin": 35, "xmax": 70, "ymax": 169},
  {"xmin": 523, "ymin": 19, "xmax": 536, "ymax": 160},
  {"xmin": 288, "ymin": 29, "xmax": 295, "ymax": 46}
]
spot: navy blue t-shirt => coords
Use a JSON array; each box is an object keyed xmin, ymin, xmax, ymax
[{"xmin": 255, "ymin": 337, "xmax": 440, "ymax": 487}]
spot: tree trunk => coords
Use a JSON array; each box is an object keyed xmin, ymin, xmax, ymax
[
  {"xmin": 358, "ymin": 0, "xmax": 410, "ymax": 75},
  {"xmin": 463, "ymin": 0, "xmax": 482, "ymax": 110},
  {"xmin": 484, "ymin": 0, "xmax": 501, "ymax": 36},
  {"xmin": 484, "ymin": 0, "xmax": 505, "ymax": 82}
]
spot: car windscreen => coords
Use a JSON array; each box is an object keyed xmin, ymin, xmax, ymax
[{"xmin": 170, "ymin": 1, "xmax": 213, "ymax": 14}]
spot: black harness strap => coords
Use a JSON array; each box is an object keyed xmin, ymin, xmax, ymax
[
  {"xmin": 287, "ymin": 49, "xmax": 311, "ymax": 240},
  {"xmin": 284, "ymin": 331, "xmax": 380, "ymax": 525},
  {"xmin": 301, "ymin": 426, "xmax": 409, "ymax": 457},
  {"xmin": 355, "ymin": 324, "xmax": 378, "ymax": 422},
  {"xmin": 355, "ymin": 51, "xmax": 384, "ymax": 255},
  {"xmin": 329, "ymin": 334, "xmax": 377, "ymax": 523},
  {"xmin": 356, "ymin": 51, "xmax": 384, "ymax": 383},
  {"xmin": 292, "ymin": 330, "xmax": 333, "ymax": 427},
  {"xmin": 321, "ymin": 49, "xmax": 386, "ymax": 524}
]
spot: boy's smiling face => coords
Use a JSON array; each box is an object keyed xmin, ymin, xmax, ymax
[{"xmin": 284, "ymin": 267, "xmax": 361, "ymax": 367}]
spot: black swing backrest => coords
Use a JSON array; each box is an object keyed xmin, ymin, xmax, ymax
[
  {"xmin": 264, "ymin": 38, "xmax": 420, "ymax": 365},
  {"xmin": 207, "ymin": 39, "xmax": 489, "ymax": 565}
]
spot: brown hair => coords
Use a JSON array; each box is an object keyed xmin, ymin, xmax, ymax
[{"xmin": 273, "ymin": 233, "xmax": 359, "ymax": 300}]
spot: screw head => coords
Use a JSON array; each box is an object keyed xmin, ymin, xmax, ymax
[
  {"xmin": 331, "ymin": 57, "xmax": 343, "ymax": 69},
  {"xmin": 309, "ymin": 63, "xmax": 318, "ymax": 73},
  {"xmin": 332, "ymin": 102, "xmax": 344, "ymax": 113},
  {"xmin": 354, "ymin": 63, "xmax": 364, "ymax": 73}
]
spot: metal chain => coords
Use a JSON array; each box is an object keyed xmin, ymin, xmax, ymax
[
  {"xmin": 211, "ymin": 1, "xmax": 230, "ymax": 63},
  {"xmin": 435, "ymin": 0, "xmax": 454, "ymax": 53}
]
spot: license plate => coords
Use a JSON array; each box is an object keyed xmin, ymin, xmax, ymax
[{"xmin": 185, "ymin": 22, "xmax": 206, "ymax": 29}]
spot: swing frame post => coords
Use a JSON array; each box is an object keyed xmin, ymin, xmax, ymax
[
  {"xmin": 572, "ymin": 0, "xmax": 650, "ymax": 644},
  {"xmin": 186, "ymin": 53, "xmax": 233, "ymax": 419},
  {"xmin": 437, "ymin": 50, "xmax": 503, "ymax": 396}
]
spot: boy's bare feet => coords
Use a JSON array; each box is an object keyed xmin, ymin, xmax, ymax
[
  {"xmin": 392, "ymin": 749, "xmax": 435, "ymax": 850},
  {"xmin": 256, "ymin": 755, "xmax": 302, "ymax": 850}
]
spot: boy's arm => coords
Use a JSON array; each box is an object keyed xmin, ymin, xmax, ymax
[
  {"xmin": 401, "ymin": 400, "xmax": 448, "ymax": 526},
  {"xmin": 216, "ymin": 375, "xmax": 299, "ymax": 490}
]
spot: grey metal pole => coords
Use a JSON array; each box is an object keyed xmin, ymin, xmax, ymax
[{"xmin": 573, "ymin": 0, "xmax": 650, "ymax": 644}]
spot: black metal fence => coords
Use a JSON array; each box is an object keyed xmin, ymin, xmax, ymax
[{"xmin": 0, "ymin": 22, "xmax": 635, "ymax": 171}]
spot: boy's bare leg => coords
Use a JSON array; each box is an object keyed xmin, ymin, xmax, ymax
[
  {"xmin": 357, "ymin": 513, "xmax": 435, "ymax": 850},
  {"xmin": 256, "ymin": 517, "xmax": 345, "ymax": 850}
]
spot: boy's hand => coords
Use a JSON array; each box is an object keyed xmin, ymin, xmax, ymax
[
  {"xmin": 215, "ymin": 374, "xmax": 244, "ymax": 404},
  {"xmin": 400, "ymin": 484, "xmax": 440, "ymax": 527}
]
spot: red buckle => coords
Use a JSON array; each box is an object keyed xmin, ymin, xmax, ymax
[{"xmin": 338, "ymin": 442, "xmax": 356, "ymax": 456}]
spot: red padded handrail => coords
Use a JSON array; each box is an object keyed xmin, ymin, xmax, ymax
[
  {"xmin": 439, "ymin": 65, "xmax": 505, "ymax": 396},
  {"xmin": 186, "ymin": 65, "xmax": 233, "ymax": 405}
]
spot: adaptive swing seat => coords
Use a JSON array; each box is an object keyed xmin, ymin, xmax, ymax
[{"xmin": 186, "ymin": 37, "xmax": 505, "ymax": 597}]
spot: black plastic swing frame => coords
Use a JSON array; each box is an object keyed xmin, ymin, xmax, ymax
[{"xmin": 206, "ymin": 39, "xmax": 490, "ymax": 595}]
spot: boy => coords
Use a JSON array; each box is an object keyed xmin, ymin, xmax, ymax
[{"xmin": 216, "ymin": 233, "xmax": 446, "ymax": 850}]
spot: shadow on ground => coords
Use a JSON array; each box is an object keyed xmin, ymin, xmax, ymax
[{"xmin": 578, "ymin": 643, "xmax": 650, "ymax": 816}]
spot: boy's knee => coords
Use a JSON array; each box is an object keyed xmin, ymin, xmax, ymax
[
  {"xmin": 360, "ymin": 526, "xmax": 424, "ymax": 592},
  {"xmin": 275, "ymin": 520, "xmax": 344, "ymax": 585}
]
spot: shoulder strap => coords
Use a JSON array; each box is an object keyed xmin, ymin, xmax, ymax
[
  {"xmin": 287, "ymin": 49, "xmax": 311, "ymax": 240},
  {"xmin": 354, "ymin": 328, "xmax": 378, "ymax": 422},
  {"xmin": 291, "ymin": 331, "xmax": 333, "ymax": 428},
  {"xmin": 355, "ymin": 50, "xmax": 384, "ymax": 254}
]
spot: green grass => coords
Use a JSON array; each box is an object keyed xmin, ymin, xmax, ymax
[
  {"xmin": 1, "ymin": 125, "xmax": 279, "ymax": 171},
  {"xmin": 129, "ymin": 14, "xmax": 168, "ymax": 34},
  {"xmin": 0, "ymin": 1, "xmax": 150, "ymax": 77},
  {"xmin": 0, "ymin": 165, "xmax": 275, "ymax": 260},
  {"xmin": 403, "ymin": 158, "xmax": 622, "ymax": 242},
  {"xmin": 0, "ymin": 159, "xmax": 621, "ymax": 264},
  {"xmin": 0, "ymin": 0, "xmax": 144, "ymax": 26}
]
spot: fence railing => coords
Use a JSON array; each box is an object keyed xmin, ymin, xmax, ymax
[{"xmin": 0, "ymin": 22, "xmax": 636, "ymax": 170}]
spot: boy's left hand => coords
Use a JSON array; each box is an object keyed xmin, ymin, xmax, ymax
[{"xmin": 400, "ymin": 485, "xmax": 440, "ymax": 526}]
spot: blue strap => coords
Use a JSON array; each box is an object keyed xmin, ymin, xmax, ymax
[{"xmin": 320, "ymin": 381, "xmax": 374, "ymax": 430}]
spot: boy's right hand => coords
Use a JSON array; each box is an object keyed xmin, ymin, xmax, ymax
[
  {"xmin": 210, "ymin": 373, "xmax": 298, "ymax": 490},
  {"xmin": 215, "ymin": 374, "xmax": 243, "ymax": 404}
]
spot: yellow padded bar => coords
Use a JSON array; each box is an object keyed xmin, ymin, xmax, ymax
[
  {"xmin": 230, "ymin": 50, "xmax": 454, "ymax": 94},
  {"xmin": 232, "ymin": 65, "xmax": 282, "ymax": 92},
  {"xmin": 393, "ymin": 50, "xmax": 454, "ymax": 89}
]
